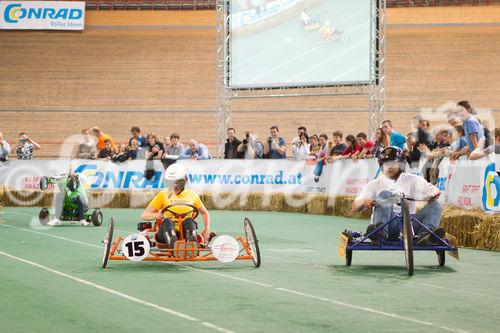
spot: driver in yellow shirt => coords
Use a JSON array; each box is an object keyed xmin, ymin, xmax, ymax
[{"xmin": 141, "ymin": 163, "xmax": 211, "ymax": 248}]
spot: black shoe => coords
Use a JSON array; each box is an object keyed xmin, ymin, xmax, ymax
[
  {"xmin": 417, "ymin": 227, "xmax": 445, "ymax": 246},
  {"xmin": 186, "ymin": 234, "xmax": 197, "ymax": 243},
  {"xmin": 365, "ymin": 224, "xmax": 387, "ymax": 246},
  {"xmin": 342, "ymin": 230, "xmax": 353, "ymax": 242},
  {"xmin": 166, "ymin": 232, "xmax": 178, "ymax": 249}
]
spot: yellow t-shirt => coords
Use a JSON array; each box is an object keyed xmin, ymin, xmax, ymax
[{"xmin": 149, "ymin": 189, "xmax": 203, "ymax": 221}]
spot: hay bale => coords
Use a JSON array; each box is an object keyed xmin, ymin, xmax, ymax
[
  {"xmin": 441, "ymin": 205, "xmax": 482, "ymax": 248},
  {"xmin": 209, "ymin": 192, "xmax": 245, "ymax": 210},
  {"xmin": 473, "ymin": 214, "xmax": 500, "ymax": 251},
  {"xmin": 283, "ymin": 192, "xmax": 308, "ymax": 213},
  {"xmin": 333, "ymin": 195, "xmax": 371, "ymax": 219},
  {"xmin": 89, "ymin": 191, "xmax": 130, "ymax": 208},
  {"xmin": 307, "ymin": 194, "xmax": 328, "ymax": 215},
  {"xmin": 201, "ymin": 192, "xmax": 216, "ymax": 210},
  {"xmin": 2, "ymin": 190, "xmax": 46, "ymax": 207},
  {"xmin": 246, "ymin": 193, "xmax": 265, "ymax": 211},
  {"xmin": 129, "ymin": 191, "xmax": 157, "ymax": 208},
  {"xmin": 325, "ymin": 195, "xmax": 337, "ymax": 216}
]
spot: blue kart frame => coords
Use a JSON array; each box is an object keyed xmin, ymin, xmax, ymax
[{"xmin": 341, "ymin": 198, "xmax": 458, "ymax": 276}]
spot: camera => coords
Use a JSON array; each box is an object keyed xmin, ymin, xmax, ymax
[{"xmin": 242, "ymin": 139, "xmax": 248, "ymax": 145}]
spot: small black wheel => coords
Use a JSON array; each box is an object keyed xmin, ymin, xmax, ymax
[
  {"xmin": 102, "ymin": 218, "xmax": 114, "ymax": 269},
  {"xmin": 437, "ymin": 250, "xmax": 445, "ymax": 267},
  {"xmin": 244, "ymin": 218, "xmax": 261, "ymax": 268},
  {"xmin": 39, "ymin": 176, "xmax": 49, "ymax": 191},
  {"xmin": 402, "ymin": 199, "xmax": 414, "ymax": 276},
  {"xmin": 91, "ymin": 209, "xmax": 103, "ymax": 227},
  {"xmin": 345, "ymin": 249, "xmax": 352, "ymax": 266},
  {"xmin": 39, "ymin": 208, "xmax": 50, "ymax": 226}
]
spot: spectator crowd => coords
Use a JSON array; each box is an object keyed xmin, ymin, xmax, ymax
[{"xmin": 0, "ymin": 101, "xmax": 496, "ymax": 185}]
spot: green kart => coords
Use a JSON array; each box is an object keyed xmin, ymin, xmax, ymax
[{"xmin": 38, "ymin": 174, "xmax": 103, "ymax": 227}]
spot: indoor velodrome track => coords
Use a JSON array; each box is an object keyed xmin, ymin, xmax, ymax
[{"xmin": 1, "ymin": 207, "xmax": 499, "ymax": 333}]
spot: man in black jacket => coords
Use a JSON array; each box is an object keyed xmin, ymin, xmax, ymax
[{"xmin": 224, "ymin": 128, "xmax": 243, "ymax": 159}]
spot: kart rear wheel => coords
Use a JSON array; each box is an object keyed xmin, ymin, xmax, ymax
[
  {"xmin": 244, "ymin": 218, "xmax": 261, "ymax": 268},
  {"xmin": 102, "ymin": 218, "xmax": 114, "ymax": 269},
  {"xmin": 437, "ymin": 250, "xmax": 445, "ymax": 267},
  {"xmin": 402, "ymin": 199, "xmax": 414, "ymax": 276},
  {"xmin": 39, "ymin": 176, "xmax": 49, "ymax": 191},
  {"xmin": 91, "ymin": 209, "xmax": 103, "ymax": 227},
  {"xmin": 39, "ymin": 208, "xmax": 50, "ymax": 226},
  {"xmin": 345, "ymin": 249, "xmax": 352, "ymax": 266}
]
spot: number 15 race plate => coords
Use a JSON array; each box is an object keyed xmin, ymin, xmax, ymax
[{"xmin": 122, "ymin": 234, "xmax": 151, "ymax": 261}]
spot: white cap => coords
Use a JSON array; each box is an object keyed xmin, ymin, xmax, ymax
[{"xmin": 164, "ymin": 163, "xmax": 187, "ymax": 181}]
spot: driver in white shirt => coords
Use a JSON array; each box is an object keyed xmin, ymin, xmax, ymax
[{"xmin": 351, "ymin": 146, "xmax": 444, "ymax": 245}]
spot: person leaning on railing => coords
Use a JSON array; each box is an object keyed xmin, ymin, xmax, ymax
[{"xmin": 469, "ymin": 127, "xmax": 500, "ymax": 160}]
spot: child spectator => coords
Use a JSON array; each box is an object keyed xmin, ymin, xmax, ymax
[
  {"xmin": 352, "ymin": 132, "xmax": 374, "ymax": 160},
  {"xmin": 333, "ymin": 135, "xmax": 359, "ymax": 160},
  {"xmin": 327, "ymin": 131, "xmax": 347, "ymax": 159},
  {"xmin": 75, "ymin": 128, "xmax": 96, "ymax": 159},
  {"xmin": 97, "ymin": 139, "xmax": 114, "ymax": 160},
  {"xmin": 111, "ymin": 144, "xmax": 130, "ymax": 163},
  {"xmin": 128, "ymin": 139, "xmax": 139, "ymax": 160},
  {"xmin": 129, "ymin": 126, "xmax": 146, "ymax": 149},
  {"xmin": 313, "ymin": 134, "xmax": 329, "ymax": 182}
]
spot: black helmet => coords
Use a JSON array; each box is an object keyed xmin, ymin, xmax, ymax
[
  {"xmin": 67, "ymin": 175, "xmax": 80, "ymax": 192},
  {"xmin": 378, "ymin": 146, "xmax": 405, "ymax": 166}
]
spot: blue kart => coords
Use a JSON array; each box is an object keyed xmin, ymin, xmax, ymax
[{"xmin": 339, "ymin": 196, "xmax": 459, "ymax": 276}]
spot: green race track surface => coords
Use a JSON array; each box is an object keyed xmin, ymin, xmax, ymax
[{"xmin": 1, "ymin": 208, "xmax": 499, "ymax": 333}]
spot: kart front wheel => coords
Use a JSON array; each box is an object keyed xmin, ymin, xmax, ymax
[
  {"xmin": 91, "ymin": 209, "xmax": 103, "ymax": 227},
  {"xmin": 402, "ymin": 199, "xmax": 414, "ymax": 276},
  {"xmin": 437, "ymin": 250, "xmax": 445, "ymax": 267},
  {"xmin": 39, "ymin": 208, "xmax": 50, "ymax": 226},
  {"xmin": 102, "ymin": 218, "xmax": 114, "ymax": 269},
  {"xmin": 39, "ymin": 177, "xmax": 49, "ymax": 191},
  {"xmin": 345, "ymin": 249, "xmax": 352, "ymax": 266},
  {"xmin": 244, "ymin": 218, "xmax": 261, "ymax": 268}
]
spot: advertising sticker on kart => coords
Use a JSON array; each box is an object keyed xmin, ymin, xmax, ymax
[
  {"xmin": 211, "ymin": 235, "xmax": 240, "ymax": 263},
  {"xmin": 122, "ymin": 234, "xmax": 150, "ymax": 261}
]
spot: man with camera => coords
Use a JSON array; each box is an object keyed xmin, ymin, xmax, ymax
[
  {"xmin": 0, "ymin": 132, "xmax": 11, "ymax": 162},
  {"xmin": 16, "ymin": 132, "xmax": 41, "ymax": 160},
  {"xmin": 237, "ymin": 131, "xmax": 264, "ymax": 159},
  {"xmin": 224, "ymin": 128, "xmax": 243, "ymax": 159},
  {"xmin": 264, "ymin": 125, "xmax": 287, "ymax": 159}
]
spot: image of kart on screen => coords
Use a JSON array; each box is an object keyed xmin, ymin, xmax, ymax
[{"xmin": 300, "ymin": 11, "xmax": 348, "ymax": 44}]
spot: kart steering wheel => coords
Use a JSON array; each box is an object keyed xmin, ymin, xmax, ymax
[{"xmin": 160, "ymin": 204, "xmax": 199, "ymax": 220}]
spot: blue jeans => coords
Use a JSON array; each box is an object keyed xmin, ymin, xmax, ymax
[
  {"xmin": 313, "ymin": 160, "xmax": 324, "ymax": 177},
  {"xmin": 372, "ymin": 191, "xmax": 442, "ymax": 239}
]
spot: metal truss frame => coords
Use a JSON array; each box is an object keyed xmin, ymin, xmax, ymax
[{"xmin": 216, "ymin": 0, "xmax": 386, "ymax": 157}]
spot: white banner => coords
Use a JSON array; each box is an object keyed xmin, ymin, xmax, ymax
[
  {"xmin": 0, "ymin": 1, "xmax": 85, "ymax": 30},
  {"xmin": 0, "ymin": 157, "xmax": 497, "ymax": 212}
]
